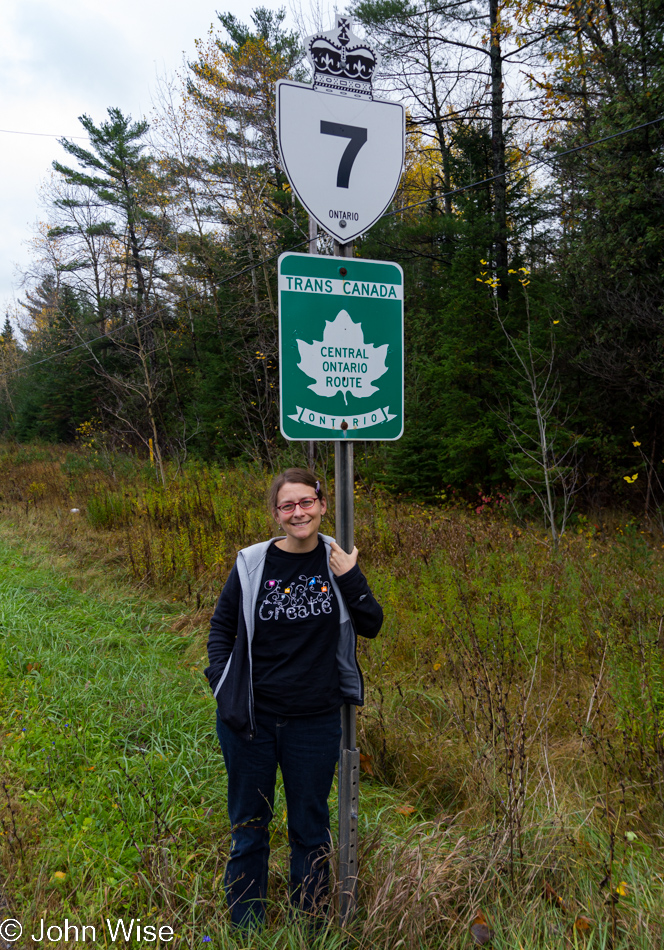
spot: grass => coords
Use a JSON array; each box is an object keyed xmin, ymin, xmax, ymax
[{"xmin": 1, "ymin": 442, "xmax": 664, "ymax": 946}]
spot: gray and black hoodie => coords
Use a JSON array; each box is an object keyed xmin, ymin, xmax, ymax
[{"xmin": 205, "ymin": 533, "xmax": 383, "ymax": 740}]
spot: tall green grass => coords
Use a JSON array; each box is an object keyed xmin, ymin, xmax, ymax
[{"xmin": 1, "ymin": 442, "xmax": 664, "ymax": 945}]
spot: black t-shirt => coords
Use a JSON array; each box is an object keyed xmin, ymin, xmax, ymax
[{"xmin": 251, "ymin": 538, "xmax": 342, "ymax": 717}]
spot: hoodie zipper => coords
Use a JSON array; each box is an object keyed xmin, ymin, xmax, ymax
[
  {"xmin": 248, "ymin": 676, "xmax": 256, "ymax": 740},
  {"xmin": 246, "ymin": 555, "xmax": 257, "ymax": 740}
]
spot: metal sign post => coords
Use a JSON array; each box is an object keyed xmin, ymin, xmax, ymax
[
  {"xmin": 333, "ymin": 240, "xmax": 360, "ymax": 926},
  {"xmin": 307, "ymin": 216, "xmax": 318, "ymax": 473},
  {"xmin": 336, "ymin": 441, "xmax": 358, "ymax": 926}
]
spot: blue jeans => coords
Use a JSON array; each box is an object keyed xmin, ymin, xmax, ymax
[{"xmin": 216, "ymin": 708, "xmax": 342, "ymax": 928}]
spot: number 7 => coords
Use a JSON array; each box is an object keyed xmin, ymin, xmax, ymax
[{"xmin": 320, "ymin": 122, "xmax": 368, "ymax": 189}]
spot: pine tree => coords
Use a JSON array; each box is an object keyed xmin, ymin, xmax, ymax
[
  {"xmin": 0, "ymin": 315, "xmax": 19, "ymax": 430},
  {"xmin": 52, "ymin": 109, "xmax": 174, "ymax": 478},
  {"xmin": 12, "ymin": 282, "xmax": 99, "ymax": 442},
  {"xmin": 53, "ymin": 108, "xmax": 163, "ymax": 328}
]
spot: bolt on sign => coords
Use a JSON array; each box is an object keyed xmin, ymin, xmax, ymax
[{"xmin": 279, "ymin": 252, "xmax": 403, "ymax": 440}]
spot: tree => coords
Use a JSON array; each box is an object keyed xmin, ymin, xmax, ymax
[
  {"xmin": 520, "ymin": 0, "xmax": 664, "ymax": 491},
  {"xmin": 52, "ymin": 108, "xmax": 176, "ymax": 478},
  {"xmin": 11, "ymin": 279, "xmax": 99, "ymax": 442},
  {"xmin": 0, "ymin": 315, "xmax": 20, "ymax": 431},
  {"xmin": 350, "ymin": 35, "xmax": 549, "ymax": 493},
  {"xmin": 485, "ymin": 268, "xmax": 582, "ymax": 546},
  {"xmin": 54, "ymin": 109, "xmax": 161, "ymax": 328},
  {"xmin": 354, "ymin": 0, "xmax": 536, "ymax": 293},
  {"xmin": 160, "ymin": 7, "xmax": 305, "ymax": 463}
]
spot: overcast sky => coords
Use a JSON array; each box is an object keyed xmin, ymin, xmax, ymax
[{"xmin": 0, "ymin": 0, "xmax": 286, "ymax": 318}]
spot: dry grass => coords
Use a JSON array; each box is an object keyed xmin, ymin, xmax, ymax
[{"xmin": 2, "ymin": 442, "xmax": 664, "ymax": 946}]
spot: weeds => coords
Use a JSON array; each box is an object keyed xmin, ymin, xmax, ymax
[
  {"xmin": 1, "ymin": 443, "xmax": 664, "ymax": 945},
  {"xmin": 439, "ymin": 591, "xmax": 550, "ymax": 883}
]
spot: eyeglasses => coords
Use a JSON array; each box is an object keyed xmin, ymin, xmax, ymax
[{"xmin": 275, "ymin": 497, "xmax": 318, "ymax": 514}]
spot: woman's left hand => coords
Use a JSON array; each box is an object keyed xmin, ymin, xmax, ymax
[{"xmin": 329, "ymin": 540, "xmax": 358, "ymax": 576}]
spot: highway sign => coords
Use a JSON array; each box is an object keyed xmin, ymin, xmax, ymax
[
  {"xmin": 276, "ymin": 17, "xmax": 405, "ymax": 244},
  {"xmin": 278, "ymin": 252, "xmax": 403, "ymax": 440},
  {"xmin": 277, "ymin": 83, "xmax": 404, "ymax": 244}
]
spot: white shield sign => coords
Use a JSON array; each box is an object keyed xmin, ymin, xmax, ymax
[{"xmin": 277, "ymin": 80, "xmax": 405, "ymax": 244}]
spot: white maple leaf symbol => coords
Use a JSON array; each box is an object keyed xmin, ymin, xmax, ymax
[{"xmin": 296, "ymin": 310, "xmax": 388, "ymax": 404}]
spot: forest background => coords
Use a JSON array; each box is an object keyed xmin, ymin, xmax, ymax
[{"xmin": 1, "ymin": 0, "xmax": 663, "ymax": 520}]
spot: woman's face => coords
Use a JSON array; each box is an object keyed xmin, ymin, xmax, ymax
[{"xmin": 273, "ymin": 481, "xmax": 327, "ymax": 551}]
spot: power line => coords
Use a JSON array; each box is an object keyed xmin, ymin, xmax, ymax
[
  {"xmin": 381, "ymin": 115, "xmax": 664, "ymax": 219},
  {"xmin": 0, "ymin": 237, "xmax": 312, "ymax": 377},
  {"xmin": 2, "ymin": 114, "xmax": 662, "ymax": 381},
  {"xmin": 0, "ymin": 128, "xmax": 88, "ymax": 141}
]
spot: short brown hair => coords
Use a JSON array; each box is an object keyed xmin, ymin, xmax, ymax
[{"xmin": 269, "ymin": 468, "xmax": 325, "ymax": 510}]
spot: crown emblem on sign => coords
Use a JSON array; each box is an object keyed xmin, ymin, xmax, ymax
[{"xmin": 306, "ymin": 16, "xmax": 379, "ymax": 99}]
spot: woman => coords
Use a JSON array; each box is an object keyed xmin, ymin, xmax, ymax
[{"xmin": 205, "ymin": 467, "xmax": 383, "ymax": 929}]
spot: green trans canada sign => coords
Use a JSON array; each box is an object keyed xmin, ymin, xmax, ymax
[{"xmin": 279, "ymin": 252, "xmax": 403, "ymax": 441}]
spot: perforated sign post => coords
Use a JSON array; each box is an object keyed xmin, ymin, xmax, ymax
[{"xmin": 278, "ymin": 252, "xmax": 403, "ymax": 442}]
